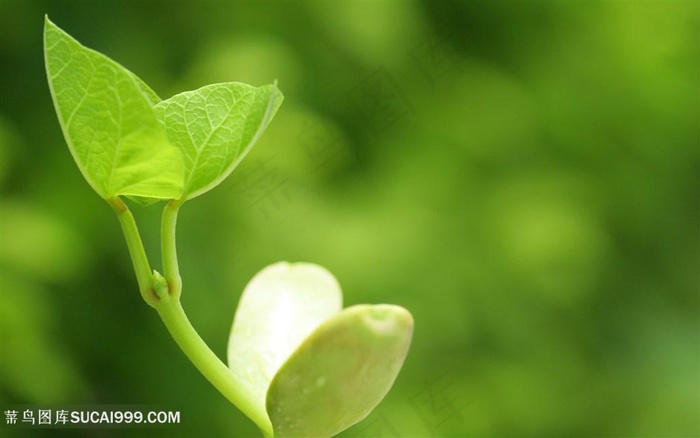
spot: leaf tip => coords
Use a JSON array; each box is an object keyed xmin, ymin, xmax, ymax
[
  {"xmin": 43, "ymin": 15, "xmax": 53, "ymax": 42},
  {"xmin": 360, "ymin": 304, "xmax": 415, "ymax": 337},
  {"xmin": 43, "ymin": 14, "xmax": 59, "ymax": 35}
]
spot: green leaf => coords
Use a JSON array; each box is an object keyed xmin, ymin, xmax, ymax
[
  {"xmin": 227, "ymin": 262, "xmax": 342, "ymax": 432},
  {"xmin": 267, "ymin": 304, "xmax": 414, "ymax": 438},
  {"xmin": 124, "ymin": 195, "xmax": 163, "ymax": 206},
  {"xmin": 44, "ymin": 16, "xmax": 184, "ymax": 200},
  {"xmin": 130, "ymin": 72, "xmax": 161, "ymax": 105},
  {"xmin": 155, "ymin": 81, "xmax": 283, "ymax": 200}
]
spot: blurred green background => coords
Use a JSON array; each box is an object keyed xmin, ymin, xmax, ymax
[{"xmin": 1, "ymin": 1, "xmax": 698, "ymax": 437}]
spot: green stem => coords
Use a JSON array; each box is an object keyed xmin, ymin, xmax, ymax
[
  {"xmin": 161, "ymin": 199, "xmax": 183, "ymax": 298},
  {"xmin": 109, "ymin": 197, "xmax": 158, "ymax": 306},
  {"xmin": 154, "ymin": 297, "xmax": 273, "ymax": 436},
  {"xmin": 156, "ymin": 199, "xmax": 274, "ymax": 436},
  {"xmin": 110, "ymin": 197, "xmax": 273, "ymax": 436}
]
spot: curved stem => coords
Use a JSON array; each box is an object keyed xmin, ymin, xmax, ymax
[
  {"xmin": 157, "ymin": 199, "xmax": 273, "ymax": 436},
  {"xmin": 161, "ymin": 199, "xmax": 183, "ymax": 298},
  {"xmin": 109, "ymin": 197, "xmax": 157, "ymax": 306},
  {"xmin": 154, "ymin": 288, "xmax": 273, "ymax": 436},
  {"xmin": 111, "ymin": 198, "xmax": 273, "ymax": 435}
]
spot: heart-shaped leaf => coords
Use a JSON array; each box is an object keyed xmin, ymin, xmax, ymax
[
  {"xmin": 44, "ymin": 17, "xmax": 184, "ymax": 200},
  {"xmin": 267, "ymin": 304, "xmax": 414, "ymax": 438},
  {"xmin": 228, "ymin": 262, "xmax": 342, "ymax": 432},
  {"xmin": 155, "ymin": 81, "xmax": 283, "ymax": 200}
]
